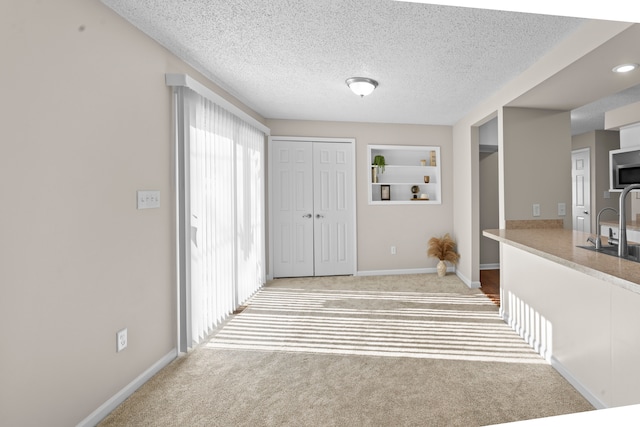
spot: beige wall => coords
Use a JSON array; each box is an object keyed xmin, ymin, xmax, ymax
[
  {"xmin": 0, "ymin": 1, "xmax": 265, "ymax": 426},
  {"xmin": 452, "ymin": 21, "xmax": 632, "ymax": 287},
  {"xmin": 479, "ymin": 152, "xmax": 500, "ymax": 265},
  {"xmin": 593, "ymin": 131, "xmax": 622, "ymax": 222},
  {"xmin": 452, "ymin": 123, "xmax": 481, "ymax": 286},
  {"xmin": 2, "ymin": 2, "xmax": 637, "ymax": 424},
  {"xmin": 266, "ymin": 120, "xmax": 453, "ymax": 272},
  {"xmin": 501, "ymin": 107, "xmax": 572, "ymax": 228}
]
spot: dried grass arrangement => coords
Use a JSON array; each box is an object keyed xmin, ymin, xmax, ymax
[{"xmin": 427, "ymin": 233, "xmax": 460, "ymax": 265}]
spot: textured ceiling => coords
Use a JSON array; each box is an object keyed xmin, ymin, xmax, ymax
[
  {"xmin": 571, "ymin": 85, "xmax": 640, "ymax": 136},
  {"xmin": 101, "ymin": 0, "xmax": 639, "ymax": 135}
]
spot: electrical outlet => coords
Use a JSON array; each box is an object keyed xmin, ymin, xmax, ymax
[
  {"xmin": 391, "ymin": 246, "xmax": 396, "ymax": 255},
  {"xmin": 117, "ymin": 328, "xmax": 128, "ymax": 352},
  {"xmin": 558, "ymin": 202, "xmax": 566, "ymax": 216},
  {"xmin": 533, "ymin": 204, "xmax": 541, "ymax": 217}
]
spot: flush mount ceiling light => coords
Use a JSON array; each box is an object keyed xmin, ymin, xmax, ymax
[
  {"xmin": 612, "ymin": 63, "xmax": 639, "ymax": 73},
  {"xmin": 346, "ymin": 77, "xmax": 378, "ymax": 97}
]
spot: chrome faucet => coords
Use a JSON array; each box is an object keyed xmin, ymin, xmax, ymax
[
  {"xmin": 618, "ymin": 183, "xmax": 640, "ymax": 257},
  {"xmin": 587, "ymin": 207, "xmax": 618, "ymax": 249}
]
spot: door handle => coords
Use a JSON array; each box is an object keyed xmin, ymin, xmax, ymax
[
  {"xmin": 316, "ymin": 214, "xmax": 324, "ymax": 219},
  {"xmin": 584, "ymin": 211, "xmax": 589, "ymax": 214},
  {"xmin": 302, "ymin": 213, "xmax": 312, "ymax": 218}
]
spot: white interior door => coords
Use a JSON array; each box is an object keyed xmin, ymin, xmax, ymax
[
  {"xmin": 270, "ymin": 139, "xmax": 355, "ymax": 278},
  {"xmin": 272, "ymin": 141, "xmax": 314, "ymax": 277},
  {"xmin": 313, "ymin": 142, "xmax": 354, "ymax": 276},
  {"xmin": 572, "ymin": 148, "xmax": 591, "ymax": 233}
]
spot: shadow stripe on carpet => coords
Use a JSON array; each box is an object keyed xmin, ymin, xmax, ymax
[{"xmin": 207, "ymin": 287, "xmax": 547, "ymax": 364}]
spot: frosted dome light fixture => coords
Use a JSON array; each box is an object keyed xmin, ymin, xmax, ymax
[
  {"xmin": 346, "ymin": 77, "xmax": 378, "ymax": 97},
  {"xmin": 612, "ymin": 63, "xmax": 638, "ymax": 73}
]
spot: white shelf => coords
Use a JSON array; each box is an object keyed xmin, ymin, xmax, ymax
[{"xmin": 368, "ymin": 144, "xmax": 442, "ymax": 205}]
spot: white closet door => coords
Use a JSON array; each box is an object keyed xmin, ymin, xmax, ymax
[
  {"xmin": 313, "ymin": 142, "xmax": 354, "ymax": 276},
  {"xmin": 272, "ymin": 141, "xmax": 314, "ymax": 277}
]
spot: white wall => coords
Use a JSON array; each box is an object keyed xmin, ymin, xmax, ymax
[
  {"xmin": 266, "ymin": 120, "xmax": 453, "ymax": 273},
  {"xmin": 620, "ymin": 124, "xmax": 640, "ymax": 149},
  {"xmin": 0, "ymin": 1, "xmax": 265, "ymax": 425},
  {"xmin": 501, "ymin": 243, "xmax": 640, "ymax": 408},
  {"xmin": 479, "ymin": 116, "xmax": 499, "ymax": 150},
  {"xmin": 501, "ymin": 244, "xmax": 610, "ymax": 407}
]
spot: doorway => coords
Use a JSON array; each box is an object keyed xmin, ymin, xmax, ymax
[
  {"xmin": 571, "ymin": 148, "xmax": 591, "ymax": 233},
  {"xmin": 478, "ymin": 117, "xmax": 501, "ymax": 305},
  {"xmin": 269, "ymin": 137, "xmax": 356, "ymax": 278}
]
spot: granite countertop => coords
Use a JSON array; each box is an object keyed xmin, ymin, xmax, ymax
[{"xmin": 483, "ymin": 228, "xmax": 640, "ymax": 294}]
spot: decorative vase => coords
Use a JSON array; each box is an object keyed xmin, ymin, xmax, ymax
[
  {"xmin": 371, "ymin": 166, "xmax": 378, "ymax": 183},
  {"xmin": 436, "ymin": 260, "xmax": 447, "ymax": 277}
]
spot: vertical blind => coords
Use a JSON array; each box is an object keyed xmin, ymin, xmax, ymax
[{"xmin": 179, "ymin": 85, "xmax": 266, "ymax": 348}]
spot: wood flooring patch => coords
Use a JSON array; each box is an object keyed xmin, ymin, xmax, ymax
[{"xmin": 233, "ymin": 305, "xmax": 248, "ymax": 314}]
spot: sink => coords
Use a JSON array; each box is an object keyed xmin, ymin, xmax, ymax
[{"xmin": 577, "ymin": 244, "xmax": 640, "ymax": 262}]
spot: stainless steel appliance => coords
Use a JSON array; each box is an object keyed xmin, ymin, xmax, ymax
[{"xmin": 610, "ymin": 146, "xmax": 640, "ymax": 189}]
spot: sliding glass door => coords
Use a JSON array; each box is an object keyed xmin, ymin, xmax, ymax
[{"xmin": 171, "ymin": 79, "xmax": 267, "ymax": 351}]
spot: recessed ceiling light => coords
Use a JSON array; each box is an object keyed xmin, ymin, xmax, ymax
[{"xmin": 612, "ymin": 63, "xmax": 638, "ymax": 73}]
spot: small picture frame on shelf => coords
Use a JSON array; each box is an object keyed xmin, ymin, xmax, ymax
[{"xmin": 381, "ymin": 185, "xmax": 391, "ymax": 201}]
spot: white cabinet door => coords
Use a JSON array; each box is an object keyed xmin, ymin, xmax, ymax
[
  {"xmin": 313, "ymin": 142, "xmax": 354, "ymax": 276},
  {"xmin": 272, "ymin": 141, "xmax": 314, "ymax": 277}
]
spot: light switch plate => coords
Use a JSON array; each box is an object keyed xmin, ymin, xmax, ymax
[{"xmin": 137, "ymin": 190, "xmax": 160, "ymax": 209}]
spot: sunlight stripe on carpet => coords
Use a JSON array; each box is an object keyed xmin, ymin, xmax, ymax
[{"xmin": 206, "ymin": 287, "xmax": 549, "ymax": 364}]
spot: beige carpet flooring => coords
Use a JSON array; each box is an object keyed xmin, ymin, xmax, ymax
[{"xmin": 99, "ymin": 274, "xmax": 593, "ymax": 426}]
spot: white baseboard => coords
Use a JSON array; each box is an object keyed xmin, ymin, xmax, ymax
[
  {"xmin": 76, "ymin": 348, "xmax": 178, "ymax": 427},
  {"xmin": 480, "ymin": 263, "xmax": 500, "ymax": 270},
  {"xmin": 357, "ymin": 267, "xmax": 454, "ymax": 276},
  {"xmin": 455, "ymin": 270, "xmax": 481, "ymax": 289},
  {"xmin": 550, "ymin": 356, "xmax": 607, "ymax": 410},
  {"xmin": 357, "ymin": 268, "xmax": 482, "ymax": 290}
]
